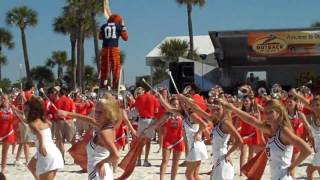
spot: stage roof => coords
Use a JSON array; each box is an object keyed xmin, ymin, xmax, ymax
[{"xmin": 209, "ymin": 27, "xmax": 320, "ymax": 67}]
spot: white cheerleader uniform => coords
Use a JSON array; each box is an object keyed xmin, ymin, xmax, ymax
[
  {"xmin": 35, "ymin": 128, "xmax": 64, "ymax": 176},
  {"xmin": 87, "ymin": 132, "xmax": 113, "ymax": 180},
  {"xmin": 183, "ymin": 116, "xmax": 208, "ymax": 161},
  {"xmin": 210, "ymin": 120, "xmax": 234, "ymax": 180},
  {"xmin": 266, "ymin": 128, "xmax": 293, "ymax": 180},
  {"xmin": 310, "ymin": 119, "xmax": 320, "ymax": 166}
]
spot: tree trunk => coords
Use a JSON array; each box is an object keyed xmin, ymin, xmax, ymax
[
  {"xmin": 0, "ymin": 63, "xmax": 2, "ymax": 80},
  {"xmin": 58, "ymin": 65, "xmax": 63, "ymax": 81},
  {"xmin": 70, "ymin": 34, "xmax": 77, "ymax": 90},
  {"xmin": 91, "ymin": 11, "xmax": 100, "ymax": 75},
  {"xmin": 81, "ymin": 33, "xmax": 85, "ymax": 92},
  {"xmin": 187, "ymin": 3, "xmax": 194, "ymax": 60},
  {"xmin": 76, "ymin": 25, "xmax": 82, "ymax": 90},
  {"xmin": 20, "ymin": 28, "xmax": 31, "ymax": 81}
]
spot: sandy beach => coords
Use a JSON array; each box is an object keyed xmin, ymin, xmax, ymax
[{"xmin": 0, "ymin": 141, "xmax": 317, "ymax": 180}]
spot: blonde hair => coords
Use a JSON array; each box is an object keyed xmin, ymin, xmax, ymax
[
  {"xmin": 265, "ymin": 99, "xmax": 293, "ymax": 130},
  {"xmin": 97, "ymin": 95, "xmax": 122, "ymax": 125}
]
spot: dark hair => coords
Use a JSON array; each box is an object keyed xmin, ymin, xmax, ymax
[
  {"xmin": 47, "ymin": 87, "xmax": 57, "ymax": 95},
  {"xmin": 24, "ymin": 81, "xmax": 34, "ymax": 91},
  {"xmin": 25, "ymin": 96, "xmax": 46, "ymax": 123},
  {"xmin": 59, "ymin": 87, "xmax": 68, "ymax": 96},
  {"xmin": 190, "ymin": 83, "xmax": 200, "ymax": 94},
  {"xmin": 241, "ymin": 95, "xmax": 254, "ymax": 113}
]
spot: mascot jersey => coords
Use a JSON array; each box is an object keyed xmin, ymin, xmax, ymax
[{"xmin": 99, "ymin": 14, "xmax": 128, "ymax": 89}]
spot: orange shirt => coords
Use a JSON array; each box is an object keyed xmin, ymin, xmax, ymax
[
  {"xmin": 13, "ymin": 90, "xmax": 33, "ymax": 110},
  {"xmin": 134, "ymin": 92, "xmax": 157, "ymax": 118},
  {"xmin": 192, "ymin": 94, "xmax": 207, "ymax": 111},
  {"xmin": 55, "ymin": 95, "xmax": 75, "ymax": 120}
]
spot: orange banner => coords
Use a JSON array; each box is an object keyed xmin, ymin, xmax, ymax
[{"xmin": 248, "ymin": 31, "xmax": 320, "ymax": 57}]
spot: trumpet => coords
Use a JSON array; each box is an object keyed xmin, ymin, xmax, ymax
[
  {"xmin": 183, "ymin": 85, "xmax": 192, "ymax": 95},
  {"xmin": 237, "ymin": 85, "xmax": 252, "ymax": 99},
  {"xmin": 270, "ymin": 83, "xmax": 282, "ymax": 99},
  {"xmin": 296, "ymin": 80, "xmax": 312, "ymax": 95},
  {"xmin": 208, "ymin": 85, "xmax": 224, "ymax": 98},
  {"xmin": 258, "ymin": 87, "xmax": 267, "ymax": 96}
]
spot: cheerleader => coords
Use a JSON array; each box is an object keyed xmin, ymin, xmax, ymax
[
  {"xmin": 238, "ymin": 95, "xmax": 262, "ymax": 175},
  {"xmin": 23, "ymin": 96, "xmax": 64, "ymax": 180},
  {"xmin": 114, "ymin": 109, "xmax": 137, "ymax": 150},
  {"xmin": 144, "ymin": 96, "xmax": 185, "ymax": 180},
  {"xmin": 152, "ymin": 90, "xmax": 207, "ymax": 180},
  {"xmin": 179, "ymin": 95, "xmax": 243, "ymax": 180},
  {"xmin": 154, "ymin": 86, "xmax": 169, "ymax": 153},
  {"xmin": 222, "ymin": 98, "xmax": 312, "ymax": 180},
  {"xmin": 58, "ymin": 94, "xmax": 121, "ymax": 180},
  {"xmin": 285, "ymin": 94, "xmax": 309, "ymax": 178},
  {"xmin": 291, "ymin": 89, "xmax": 320, "ymax": 179},
  {"xmin": 0, "ymin": 95, "xmax": 15, "ymax": 173}
]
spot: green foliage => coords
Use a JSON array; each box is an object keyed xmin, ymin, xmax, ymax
[
  {"xmin": 0, "ymin": 54, "xmax": 8, "ymax": 66},
  {"xmin": 0, "ymin": 27, "xmax": 14, "ymax": 49},
  {"xmin": 0, "ymin": 78, "xmax": 12, "ymax": 93},
  {"xmin": 30, "ymin": 66, "xmax": 55, "ymax": 84},
  {"xmin": 6, "ymin": 6, "xmax": 38, "ymax": 29},
  {"xmin": 160, "ymin": 39, "xmax": 189, "ymax": 62},
  {"xmin": 84, "ymin": 65, "xmax": 99, "ymax": 89}
]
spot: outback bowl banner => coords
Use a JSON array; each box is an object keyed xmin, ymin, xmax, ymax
[{"xmin": 248, "ymin": 31, "xmax": 320, "ymax": 57}]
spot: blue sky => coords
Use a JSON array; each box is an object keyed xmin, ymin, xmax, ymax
[{"xmin": 1, "ymin": 0, "xmax": 320, "ymax": 85}]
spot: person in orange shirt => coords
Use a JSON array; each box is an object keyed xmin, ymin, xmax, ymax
[
  {"xmin": 130, "ymin": 85, "xmax": 158, "ymax": 167},
  {"xmin": 54, "ymin": 87, "xmax": 76, "ymax": 161},
  {"xmin": 12, "ymin": 81, "xmax": 35, "ymax": 166},
  {"xmin": 99, "ymin": 14, "xmax": 128, "ymax": 90}
]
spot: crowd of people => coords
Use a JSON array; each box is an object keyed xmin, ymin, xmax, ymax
[{"xmin": 0, "ymin": 79, "xmax": 319, "ymax": 180}]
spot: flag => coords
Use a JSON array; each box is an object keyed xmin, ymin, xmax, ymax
[
  {"xmin": 68, "ymin": 129, "xmax": 94, "ymax": 172},
  {"xmin": 241, "ymin": 149, "xmax": 268, "ymax": 180},
  {"xmin": 116, "ymin": 136, "xmax": 146, "ymax": 180}
]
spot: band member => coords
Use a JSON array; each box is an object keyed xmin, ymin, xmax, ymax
[
  {"xmin": 54, "ymin": 87, "xmax": 76, "ymax": 161},
  {"xmin": 13, "ymin": 81, "xmax": 35, "ymax": 165},
  {"xmin": 129, "ymin": 86, "xmax": 158, "ymax": 167}
]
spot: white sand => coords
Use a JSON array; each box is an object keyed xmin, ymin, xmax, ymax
[{"xmin": 1, "ymin": 142, "xmax": 317, "ymax": 180}]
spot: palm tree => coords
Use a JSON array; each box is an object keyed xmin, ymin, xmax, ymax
[
  {"xmin": 6, "ymin": 6, "xmax": 38, "ymax": 81},
  {"xmin": 176, "ymin": 0, "xmax": 206, "ymax": 59},
  {"xmin": 53, "ymin": 11, "xmax": 77, "ymax": 89},
  {"xmin": 84, "ymin": 65, "xmax": 99, "ymax": 89},
  {"xmin": 160, "ymin": 39, "xmax": 189, "ymax": 62},
  {"xmin": 0, "ymin": 54, "xmax": 8, "ymax": 80},
  {"xmin": 30, "ymin": 66, "xmax": 55, "ymax": 84},
  {"xmin": 86, "ymin": 0, "xmax": 104, "ymax": 75},
  {"xmin": 0, "ymin": 27, "xmax": 15, "ymax": 52},
  {"xmin": 46, "ymin": 51, "xmax": 68, "ymax": 83}
]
